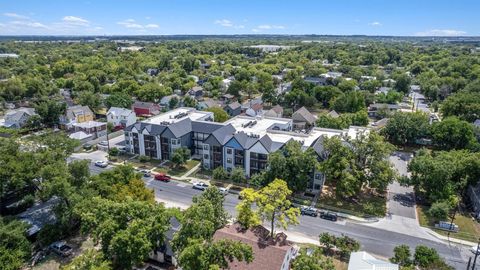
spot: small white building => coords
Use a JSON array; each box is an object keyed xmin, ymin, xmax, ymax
[
  {"xmin": 106, "ymin": 107, "xmax": 137, "ymax": 128},
  {"xmin": 348, "ymin": 251, "xmax": 398, "ymax": 270}
]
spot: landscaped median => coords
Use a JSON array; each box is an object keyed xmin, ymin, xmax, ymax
[{"xmin": 417, "ymin": 205, "xmax": 480, "ymax": 244}]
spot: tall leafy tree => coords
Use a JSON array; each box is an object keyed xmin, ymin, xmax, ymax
[
  {"xmin": 0, "ymin": 218, "xmax": 30, "ymax": 270},
  {"xmin": 431, "ymin": 117, "xmax": 478, "ymax": 150},
  {"xmin": 255, "ymin": 179, "xmax": 300, "ymax": 238}
]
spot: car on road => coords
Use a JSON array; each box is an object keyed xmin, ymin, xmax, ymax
[
  {"xmin": 49, "ymin": 241, "xmax": 73, "ymax": 257},
  {"xmin": 98, "ymin": 140, "xmax": 109, "ymax": 146},
  {"xmin": 471, "ymin": 246, "xmax": 480, "ymax": 255},
  {"xmin": 320, "ymin": 211, "xmax": 338, "ymax": 222},
  {"xmin": 217, "ymin": 187, "xmax": 229, "ymax": 195},
  {"xmin": 83, "ymin": 143, "xmax": 93, "ymax": 151},
  {"xmin": 94, "ymin": 160, "xmax": 108, "ymax": 168},
  {"xmin": 154, "ymin": 173, "xmax": 171, "ymax": 182},
  {"xmin": 300, "ymin": 206, "xmax": 318, "ymax": 217},
  {"xmin": 192, "ymin": 182, "xmax": 209, "ymax": 191}
]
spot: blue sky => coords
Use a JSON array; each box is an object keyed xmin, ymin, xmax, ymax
[{"xmin": 0, "ymin": 0, "xmax": 478, "ymax": 36}]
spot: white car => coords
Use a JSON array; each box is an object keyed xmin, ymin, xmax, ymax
[
  {"xmin": 192, "ymin": 182, "xmax": 209, "ymax": 191},
  {"xmin": 94, "ymin": 160, "xmax": 108, "ymax": 168},
  {"xmin": 218, "ymin": 187, "xmax": 229, "ymax": 195},
  {"xmin": 98, "ymin": 141, "xmax": 108, "ymax": 146},
  {"xmin": 471, "ymin": 246, "xmax": 480, "ymax": 255}
]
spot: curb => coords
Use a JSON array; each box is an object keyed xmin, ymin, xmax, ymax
[
  {"xmin": 424, "ymin": 228, "xmax": 477, "ymax": 247},
  {"xmin": 293, "ymin": 203, "xmax": 379, "ymax": 223}
]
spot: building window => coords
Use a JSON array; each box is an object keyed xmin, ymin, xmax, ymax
[
  {"xmin": 171, "ymin": 138, "xmax": 179, "ymax": 145},
  {"xmin": 226, "ymin": 148, "xmax": 232, "ymax": 154},
  {"xmin": 227, "ymin": 158, "xmax": 232, "ymax": 164},
  {"xmin": 204, "ymin": 154, "xmax": 209, "ymax": 159},
  {"xmin": 203, "ymin": 144, "xmax": 209, "ymax": 150}
]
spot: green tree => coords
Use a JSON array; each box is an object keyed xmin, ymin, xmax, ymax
[
  {"xmin": 431, "ymin": 117, "xmax": 478, "ymax": 150},
  {"xmin": 104, "ymin": 92, "xmax": 133, "ymax": 109},
  {"xmin": 255, "ymin": 179, "xmax": 300, "ymax": 238},
  {"xmin": 212, "ymin": 167, "xmax": 228, "ymax": 180},
  {"xmin": 35, "ymin": 99, "xmax": 67, "ymax": 127},
  {"xmin": 390, "ymin": 245, "xmax": 412, "ymax": 266},
  {"xmin": 68, "ymin": 159, "xmax": 90, "ymax": 187},
  {"xmin": 192, "ymin": 186, "xmax": 230, "ymax": 230},
  {"xmin": 441, "ymin": 91, "xmax": 480, "ymax": 122},
  {"xmin": 414, "ymin": 246, "xmax": 441, "ymax": 268},
  {"xmin": 332, "ymin": 91, "xmax": 366, "ymax": 113},
  {"xmin": 236, "ymin": 188, "xmax": 260, "ymax": 229},
  {"xmin": 382, "ymin": 112, "xmax": 430, "ymax": 145},
  {"xmin": 62, "ymin": 249, "xmax": 111, "ymax": 270},
  {"xmin": 171, "ymin": 147, "xmax": 190, "ymax": 168},
  {"xmin": 78, "ymin": 198, "xmax": 170, "ymax": 270},
  {"xmin": 77, "ymin": 91, "xmax": 101, "ymax": 111},
  {"xmin": 291, "ymin": 248, "xmax": 335, "ymax": 270},
  {"xmin": 177, "ymin": 239, "xmax": 253, "ymax": 270},
  {"xmin": 230, "ymin": 166, "xmax": 246, "ymax": 183},
  {"xmin": 0, "ymin": 218, "xmax": 30, "ymax": 270},
  {"xmin": 428, "ymin": 201, "xmax": 451, "ymax": 220},
  {"xmin": 394, "ymin": 73, "xmax": 411, "ymax": 94},
  {"xmin": 205, "ymin": 107, "xmax": 229, "ymax": 123}
]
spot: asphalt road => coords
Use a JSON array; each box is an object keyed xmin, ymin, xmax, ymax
[{"xmin": 143, "ymin": 177, "xmax": 471, "ymax": 269}]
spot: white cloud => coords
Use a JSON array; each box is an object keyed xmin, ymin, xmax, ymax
[
  {"xmin": 118, "ymin": 19, "xmax": 144, "ymax": 29},
  {"xmin": 214, "ymin": 19, "xmax": 233, "ymax": 27},
  {"xmin": 415, "ymin": 29, "xmax": 467, "ymax": 36},
  {"xmin": 11, "ymin": 20, "xmax": 48, "ymax": 28},
  {"xmin": 257, "ymin": 24, "xmax": 285, "ymax": 30},
  {"xmin": 252, "ymin": 28, "xmax": 260, "ymax": 33},
  {"xmin": 3, "ymin": 12, "xmax": 29, "ymax": 19},
  {"xmin": 234, "ymin": 25, "xmax": 245, "ymax": 29},
  {"xmin": 62, "ymin": 16, "xmax": 90, "ymax": 26},
  {"xmin": 369, "ymin": 21, "xmax": 382, "ymax": 26},
  {"xmin": 145, "ymin": 24, "xmax": 159, "ymax": 29}
]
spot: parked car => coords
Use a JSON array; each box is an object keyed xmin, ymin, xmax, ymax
[
  {"xmin": 300, "ymin": 206, "xmax": 318, "ymax": 217},
  {"xmin": 192, "ymin": 182, "xmax": 209, "ymax": 191},
  {"xmin": 140, "ymin": 169, "xmax": 151, "ymax": 177},
  {"xmin": 49, "ymin": 241, "xmax": 73, "ymax": 257},
  {"xmin": 83, "ymin": 143, "xmax": 93, "ymax": 151},
  {"xmin": 471, "ymin": 246, "xmax": 480, "ymax": 255},
  {"xmin": 320, "ymin": 211, "xmax": 338, "ymax": 221},
  {"xmin": 154, "ymin": 173, "xmax": 171, "ymax": 182},
  {"xmin": 217, "ymin": 187, "xmax": 229, "ymax": 196},
  {"xmin": 94, "ymin": 160, "xmax": 108, "ymax": 168},
  {"xmin": 98, "ymin": 140, "xmax": 108, "ymax": 146}
]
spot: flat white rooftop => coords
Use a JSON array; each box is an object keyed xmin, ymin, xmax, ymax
[
  {"xmin": 141, "ymin": 107, "xmax": 212, "ymax": 125},
  {"xmin": 225, "ymin": 115, "xmax": 292, "ymax": 136}
]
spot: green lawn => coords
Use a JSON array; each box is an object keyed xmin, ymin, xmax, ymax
[
  {"xmin": 154, "ymin": 159, "xmax": 200, "ymax": 177},
  {"xmin": 417, "ymin": 205, "xmax": 480, "ymax": 242}
]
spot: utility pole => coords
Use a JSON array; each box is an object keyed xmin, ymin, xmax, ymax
[
  {"xmin": 106, "ymin": 125, "xmax": 110, "ymax": 160},
  {"xmin": 467, "ymin": 257, "xmax": 472, "ymax": 270},
  {"xmin": 472, "ymin": 238, "xmax": 480, "ymax": 270}
]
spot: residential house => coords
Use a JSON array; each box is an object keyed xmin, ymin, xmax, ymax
[
  {"xmin": 68, "ymin": 131, "xmax": 93, "ymax": 143},
  {"xmin": 368, "ymin": 103, "xmax": 400, "ymax": 118},
  {"xmin": 304, "ymin": 76, "xmax": 327, "ymax": 86},
  {"xmin": 197, "ymin": 99, "xmax": 221, "ymax": 110},
  {"xmin": 2, "ymin": 107, "xmax": 37, "ymax": 129},
  {"xmin": 132, "ymin": 101, "xmax": 161, "ymax": 117},
  {"xmin": 149, "ymin": 217, "xmax": 180, "ymax": 266},
  {"xmin": 276, "ymin": 82, "xmax": 292, "ymax": 95},
  {"xmin": 107, "ymin": 107, "xmax": 137, "ymax": 129},
  {"xmin": 72, "ymin": 121, "xmax": 107, "ymax": 139},
  {"xmin": 159, "ymin": 94, "xmax": 181, "ymax": 108},
  {"xmin": 264, "ymin": 105, "xmax": 284, "ymax": 118},
  {"xmin": 241, "ymin": 98, "xmax": 263, "ymax": 116},
  {"xmin": 348, "ymin": 251, "xmax": 398, "ymax": 270},
  {"xmin": 188, "ymin": 86, "xmax": 204, "ymax": 100},
  {"xmin": 59, "ymin": 105, "xmax": 94, "ymax": 130},
  {"xmin": 213, "ymin": 223, "xmax": 298, "ymax": 270},
  {"xmin": 292, "ymin": 106, "xmax": 316, "ymax": 130},
  {"xmin": 18, "ymin": 197, "xmax": 60, "ymax": 237},
  {"xmin": 224, "ymin": 101, "xmax": 242, "ymax": 117},
  {"xmin": 326, "ymin": 110, "xmax": 340, "ymax": 118},
  {"xmin": 222, "ymin": 77, "xmax": 234, "ymax": 90},
  {"xmin": 220, "ymin": 94, "xmax": 235, "ymax": 103}
]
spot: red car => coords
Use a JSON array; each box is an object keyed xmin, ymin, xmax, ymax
[{"xmin": 154, "ymin": 173, "xmax": 171, "ymax": 182}]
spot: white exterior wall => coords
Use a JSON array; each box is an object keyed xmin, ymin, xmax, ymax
[{"xmin": 280, "ymin": 247, "xmax": 296, "ymax": 270}]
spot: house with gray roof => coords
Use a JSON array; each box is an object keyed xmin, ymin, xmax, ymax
[
  {"xmin": 107, "ymin": 107, "xmax": 136, "ymax": 128},
  {"xmin": 292, "ymin": 107, "xmax": 317, "ymax": 130},
  {"xmin": 60, "ymin": 105, "xmax": 94, "ymax": 130},
  {"xmin": 2, "ymin": 107, "xmax": 37, "ymax": 129},
  {"xmin": 224, "ymin": 101, "xmax": 241, "ymax": 116}
]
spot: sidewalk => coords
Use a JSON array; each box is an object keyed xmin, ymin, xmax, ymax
[{"xmin": 424, "ymin": 228, "xmax": 477, "ymax": 247}]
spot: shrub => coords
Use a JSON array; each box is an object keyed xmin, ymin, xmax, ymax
[
  {"xmin": 138, "ymin": 155, "xmax": 150, "ymax": 162},
  {"xmin": 428, "ymin": 201, "xmax": 451, "ymax": 220},
  {"xmin": 109, "ymin": 147, "xmax": 119, "ymax": 156},
  {"xmin": 230, "ymin": 167, "xmax": 246, "ymax": 183},
  {"xmin": 212, "ymin": 167, "xmax": 228, "ymax": 181}
]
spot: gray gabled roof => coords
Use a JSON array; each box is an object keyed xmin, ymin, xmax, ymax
[
  {"xmin": 191, "ymin": 121, "xmax": 224, "ymax": 134},
  {"xmin": 225, "ymin": 101, "xmax": 241, "ymax": 110},
  {"xmin": 167, "ymin": 118, "xmax": 192, "ymax": 137},
  {"xmin": 233, "ymin": 132, "xmax": 258, "ymax": 149},
  {"xmin": 207, "ymin": 124, "xmax": 236, "ymax": 145},
  {"xmin": 293, "ymin": 106, "xmax": 316, "ymax": 124}
]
